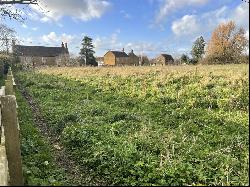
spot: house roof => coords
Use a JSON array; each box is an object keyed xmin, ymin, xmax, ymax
[
  {"xmin": 109, "ymin": 51, "xmax": 128, "ymax": 57},
  {"xmin": 96, "ymin": 57, "xmax": 104, "ymax": 61},
  {"xmin": 160, "ymin": 54, "xmax": 174, "ymax": 60},
  {"xmin": 128, "ymin": 50, "xmax": 138, "ymax": 57},
  {"xmin": 13, "ymin": 45, "xmax": 69, "ymax": 57}
]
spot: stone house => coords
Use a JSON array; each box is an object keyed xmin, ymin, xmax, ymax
[
  {"xmin": 12, "ymin": 42, "xmax": 69, "ymax": 67},
  {"xmin": 153, "ymin": 54, "xmax": 174, "ymax": 66},
  {"xmin": 140, "ymin": 55, "xmax": 150, "ymax": 66},
  {"xmin": 104, "ymin": 49, "xmax": 139, "ymax": 66},
  {"xmin": 128, "ymin": 50, "xmax": 139, "ymax": 66}
]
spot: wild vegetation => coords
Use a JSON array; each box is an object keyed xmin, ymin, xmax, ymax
[
  {"xmin": 16, "ymin": 64, "xmax": 249, "ymax": 186},
  {"xmin": 15, "ymin": 90, "xmax": 68, "ymax": 185}
]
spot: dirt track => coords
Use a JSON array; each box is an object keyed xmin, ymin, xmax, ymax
[{"xmin": 16, "ymin": 79, "xmax": 107, "ymax": 186}]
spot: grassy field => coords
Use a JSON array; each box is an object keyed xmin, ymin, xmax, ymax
[
  {"xmin": 0, "ymin": 76, "xmax": 68, "ymax": 185},
  {"xmin": 16, "ymin": 64, "xmax": 249, "ymax": 186},
  {"xmin": 16, "ymin": 90, "xmax": 68, "ymax": 185}
]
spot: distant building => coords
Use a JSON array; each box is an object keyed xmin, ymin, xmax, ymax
[
  {"xmin": 103, "ymin": 48, "xmax": 139, "ymax": 66},
  {"xmin": 153, "ymin": 54, "xmax": 174, "ymax": 66},
  {"xmin": 128, "ymin": 50, "xmax": 139, "ymax": 66},
  {"xmin": 12, "ymin": 41, "xmax": 69, "ymax": 67},
  {"xmin": 140, "ymin": 55, "xmax": 150, "ymax": 66},
  {"xmin": 96, "ymin": 57, "xmax": 104, "ymax": 66}
]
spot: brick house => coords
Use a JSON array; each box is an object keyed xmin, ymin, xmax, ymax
[
  {"xmin": 153, "ymin": 54, "xmax": 174, "ymax": 66},
  {"xmin": 12, "ymin": 42, "xmax": 69, "ymax": 67},
  {"xmin": 104, "ymin": 49, "xmax": 139, "ymax": 66}
]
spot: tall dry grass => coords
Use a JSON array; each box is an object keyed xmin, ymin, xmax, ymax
[{"xmin": 37, "ymin": 64, "xmax": 249, "ymax": 82}]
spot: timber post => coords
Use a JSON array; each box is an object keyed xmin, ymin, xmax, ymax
[{"xmin": 0, "ymin": 95, "xmax": 24, "ymax": 186}]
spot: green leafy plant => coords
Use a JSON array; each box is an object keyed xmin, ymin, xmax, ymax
[{"xmin": 15, "ymin": 64, "xmax": 249, "ymax": 186}]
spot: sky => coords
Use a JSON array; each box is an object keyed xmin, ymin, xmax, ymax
[{"xmin": 1, "ymin": 0, "xmax": 249, "ymax": 58}]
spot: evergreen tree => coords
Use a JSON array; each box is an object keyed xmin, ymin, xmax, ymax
[
  {"xmin": 79, "ymin": 36, "xmax": 97, "ymax": 66},
  {"xmin": 180, "ymin": 54, "xmax": 189, "ymax": 64},
  {"xmin": 191, "ymin": 36, "xmax": 206, "ymax": 63}
]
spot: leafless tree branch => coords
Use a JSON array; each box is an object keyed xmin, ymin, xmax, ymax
[{"xmin": 0, "ymin": 0, "xmax": 38, "ymax": 5}]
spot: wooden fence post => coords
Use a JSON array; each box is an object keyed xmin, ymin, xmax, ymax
[
  {"xmin": 7, "ymin": 75, "xmax": 12, "ymax": 81},
  {"xmin": 5, "ymin": 80, "xmax": 14, "ymax": 95},
  {"xmin": 1, "ymin": 96, "xmax": 23, "ymax": 186},
  {"xmin": 7, "ymin": 68, "xmax": 12, "ymax": 76},
  {"xmin": 0, "ymin": 86, "xmax": 5, "ymax": 145},
  {"xmin": 0, "ymin": 105, "xmax": 2, "ymax": 144}
]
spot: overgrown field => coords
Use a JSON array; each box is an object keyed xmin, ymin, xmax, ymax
[
  {"xmin": 0, "ymin": 77, "xmax": 67, "ymax": 185},
  {"xmin": 16, "ymin": 64, "xmax": 249, "ymax": 186},
  {"xmin": 16, "ymin": 90, "xmax": 68, "ymax": 185}
]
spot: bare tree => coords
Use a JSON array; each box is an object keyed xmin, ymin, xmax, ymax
[
  {"xmin": 0, "ymin": 0, "xmax": 37, "ymax": 5},
  {"xmin": 0, "ymin": 23, "xmax": 16, "ymax": 54},
  {"xmin": 0, "ymin": 0, "xmax": 38, "ymax": 21}
]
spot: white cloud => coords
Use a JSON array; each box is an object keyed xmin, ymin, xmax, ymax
[
  {"xmin": 61, "ymin": 33, "xmax": 75, "ymax": 43},
  {"xmin": 27, "ymin": 12, "xmax": 40, "ymax": 21},
  {"xmin": 32, "ymin": 27, "xmax": 38, "ymax": 31},
  {"xmin": 125, "ymin": 42, "xmax": 158, "ymax": 53},
  {"xmin": 177, "ymin": 47, "xmax": 189, "ymax": 53},
  {"xmin": 155, "ymin": 0, "xmax": 209, "ymax": 24},
  {"xmin": 93, "ymin": 29, "xmax": 122, "ymax": 51},
  {"xmin": 41, "ymin": 32, "xmax": 76, "ymax": 45},
  {"xmin": 171, "ymin": 2, "xmax": 249, "ymax": 37},
  {"xmin": 21, "ymin": 24, "xmax": 27, "ymax": 28},
  {"xmin": 40, "ymin": 16, "xmax": 51, "ymax": 23},
  {"xmin": 42, "ymin": 32, "xmax": 58, "ymax": 43},
  {"xmin": 202, "ymin": 6, "xmax": 229, "ymax": 29},
  {"xmin": 20, "ymin": 24, "xmax": 39, "ymax": 31},
  {"xmin": 231, "ymin": 2, "xmax": 249, "ymax": 28},
  {"xmin": 171, "ymin": 15, "xmax": 200, "ymax": 36},
  {"xmin": 93, "ymin": 31, "xmax": 167, "ymax": 57},
  {"xmin": 31, "ymin": 0, "xmax": 111, "ymax": 22}
]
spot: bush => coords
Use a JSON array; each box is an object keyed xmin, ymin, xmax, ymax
[
  {"xmin": 201, "ymin": 54, "xmax": 249, "ymax": 64},
  {"xmin": 0, "ymin": 53, "xmax": 12, "ymax": 75}
]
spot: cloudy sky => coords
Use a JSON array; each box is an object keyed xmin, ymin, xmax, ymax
[{"xmin": 2, "ymin": 0, "xmax": 249, "ymax": 58}]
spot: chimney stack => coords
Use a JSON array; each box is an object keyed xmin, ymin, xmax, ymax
[
  {"xmin": 61, "ymin": 42, "xmax": 64, "ymax": 48},
  {"xmin": 122, "ymin": 48, "xmax": 124, "ymax": 52},
  {"xmin": 12, "ymin": 39, "xmax": 16, "ymax": 47},
  {"xmin": 12, "ymin": 40, "xmax": 16, "ymax": 54},
  {"xmin": 65, "ymin": 43, "xmax": 68, "ymax": 49},
  {"xmin": 131, "ymin": 49, "xmax": 134, "ymax": 53}
]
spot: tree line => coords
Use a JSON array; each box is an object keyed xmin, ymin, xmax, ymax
[
  {"xmin": 80, "ymin": 20, "xmax": 249, "ymax": 67},
  {"xmin": 179, "ymin": 21, "xmax": 248, "ymax": 65}
]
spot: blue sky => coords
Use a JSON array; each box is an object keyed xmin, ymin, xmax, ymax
[{"xmin": 2, "ymin": 0, "xmax": 249, "ymax": 58}]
